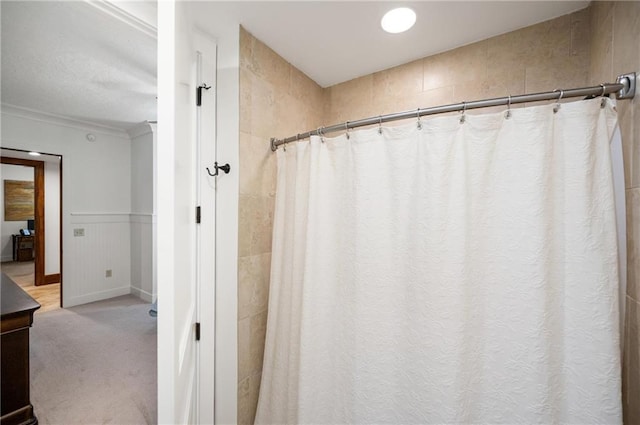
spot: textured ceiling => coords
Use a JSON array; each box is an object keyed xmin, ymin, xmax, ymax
[
  {"xmin": 1, "ymin": 1, "xmax": 589, "ymax": 133},
  {"xmin": 1, "ymin": 1, "xmax": 157, "ymax": 131}
]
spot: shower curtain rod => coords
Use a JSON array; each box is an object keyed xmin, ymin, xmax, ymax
[{"xmin": 270, "ymin": 72, "xmax": 637, "ymax": 151}]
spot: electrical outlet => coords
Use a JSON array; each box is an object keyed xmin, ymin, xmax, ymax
[
  {"xmin": 73, "ymin": 228, "xmax": 85, "ymax": 237},
  {"xmin": 105, "ymin": 269, "xmax": 112, "ymax": 278}
]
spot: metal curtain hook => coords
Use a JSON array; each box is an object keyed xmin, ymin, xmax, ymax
[
  {"xmin": 460, "ymin": 102, "xmax": 467, "ymax": 124},
  {"xmin": 345, "ymin": 121, "xmax": 350, "ymax": 139},
  {"xmin": 378, "ymin": 116, "xmax": 383, "ymax": 134},
  {"xmin": 553, "ymin": 89, "xmax": 564, "ymax": 113},
  {"xmin": 600, "ymin": 84, "xmax": 606, "ymax": 96},
  {"xmin": 505, "ymin": 95, "xmax": 512, "ymax": 119},
  {"xmin": 416, "ymin": 108, "xmax": 422, "ymax": 129}
]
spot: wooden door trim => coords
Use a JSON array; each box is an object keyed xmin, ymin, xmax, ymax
[
  {"xmin": 1, "ymin": 156, "xmax": 45, "ymax": 286},
  {"xmin": 59, "ymin": 156, "xmax": 63, "ymax": 306},
  {"xmin": 44, "ymin": 274, "xmax": 61, "ymax": 284}
]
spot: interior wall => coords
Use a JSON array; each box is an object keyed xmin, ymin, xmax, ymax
[
  {"xmin": 237, "ymin": 26, "xmax": 325, "ymax": 425},
  {"xmin": 44, "ymin": 160, "xmax": 61, "ymax": 275},
  {"xmin": 130, "ymin": 124, "xmax": 156, "ymax": 302},
  {"xmin": 1, "ymin": 110, "xmax": 133, "ymax": 306},
  {"xmin": 0, "ymin": 163, "xmax": 33, "ymax": 261},
  {"xmin": 589, "ymin": 2, "xmax": 640, "ymax": 423}
]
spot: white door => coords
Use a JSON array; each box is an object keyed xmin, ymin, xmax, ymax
[
  {"xmin": 195, "ymin": 29, "xmax": 217, "ymax": 425},
  {"xmin": 157, "ymin": 2, "xmax": 216, "ymax": 423}
]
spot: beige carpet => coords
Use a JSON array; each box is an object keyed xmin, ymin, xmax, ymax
[{"xmin": 30, "ymin": 295, "xmax": 157, "ymax": 424}]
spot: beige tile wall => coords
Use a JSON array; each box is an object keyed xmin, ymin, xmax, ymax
[
  {"xmin": 325, "ymin": 8, "xmax": 590, "ymax": 124},
  {"xmin": 239, "ymin": 3, "xmax": 639, "ymax": 423},
  {"xmin": 589, "ymin": 2, "xmax": 640, "ymax": 423},
  {"xmin": 237, "ymin": 27, "xmax": 324, "ymax": 425}
]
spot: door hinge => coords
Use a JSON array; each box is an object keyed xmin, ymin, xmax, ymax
[
  {"xmin": 196, "ymin": 206, "xmax": 201, "ymax": 224},
  {"xmin": 196, "ymin": 84, "xmax": 211, "ymax": 107},
  {"xmin": 195, "ymin": 322, "xmax": 201, "ymax": 341}
]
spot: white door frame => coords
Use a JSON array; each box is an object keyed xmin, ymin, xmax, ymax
[
  {"xmin": 157, "ymin": 1, "xmax": 176, "ymax": 418},
  {"xmin": 194, "ymin": 32, "xmax": 217, "ymax": 425},
  {"xmin": 158, "ymin": 2, "xmax": 239, "ymax": 423},
  {"xmin": 157, "ymin": 1, "xmax": 203, "ymax": 422}
]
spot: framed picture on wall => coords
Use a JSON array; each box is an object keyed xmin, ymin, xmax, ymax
[{"xmin": 4, "ymin": 179, "xmax": 34, "ymax": 221}]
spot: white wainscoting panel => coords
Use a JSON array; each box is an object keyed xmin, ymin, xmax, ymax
[
  {"xmin": 131, "ymin": 213, "xmax": 155, "ymax": 302},
  {"xmin": 65, "ymin": 213, "xmax": 132, "ymax": 307}
]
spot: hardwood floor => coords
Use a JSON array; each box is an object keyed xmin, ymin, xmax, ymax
[
  {"xmin": 1, "ymin": 261, "xmax": 60, "ymax": 313},
  {"xmin": 22, "ymin": 283, "xmax": 60, "ymax": 313}
]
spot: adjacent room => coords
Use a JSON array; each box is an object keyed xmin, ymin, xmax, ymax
[
  {"xmin": 1, "ymin": 149, "xmax": 61, "ymax": 313},
  {"xmin": 1, "ymin": 2, "xmax": 158, "ymax": 424}
]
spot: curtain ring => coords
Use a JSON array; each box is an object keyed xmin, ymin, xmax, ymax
[
  {"xmin": 317, "ymin": 127, "xmax": 326, "ymax": 143},
  {"xmin": 459, "ymin": 102, "xmax": 467, "ymax": 124},
  {"xmin": 416, "ymin": 108, "xmax": 422, "ymax": 129},
  {"xmin": 600, "ymin": 84, "xmax": 608, "ymax": 108},
  {"xmin": 505, "ymin": 95, "xmax": 512, "ymax": 119},
  {"xmin": 345, "ymin": 121, "xmax": 350, "ymax": 139},
  {"xmin": 378, "ymin": 116, "xmax": 383, "ymax": 134}
]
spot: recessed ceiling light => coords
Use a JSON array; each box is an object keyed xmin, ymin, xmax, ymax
[
  {"xmin": 381, "ymin": 7, "xmax": 416, "ymax": 34},
  {"xmin": 28, "ymin": 151, "xmax": 41, "ymax": 156}
]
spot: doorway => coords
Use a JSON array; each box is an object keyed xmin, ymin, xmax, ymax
[{"xmin": 1, "ymin": 148, "xmax": 62, "ymax": 311}]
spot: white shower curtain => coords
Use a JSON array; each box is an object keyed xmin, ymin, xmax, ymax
[{"xmin": 256, "ymin": 98, "xmax": 622, "ymax": 424}]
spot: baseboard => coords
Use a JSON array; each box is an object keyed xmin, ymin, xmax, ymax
[
  {"xmin": 0, "ymin": 404, "xmax": 37, "ymax": 425},
  {"xmin": 64, "ymin": 286, "xmax": 131, "ymax": 308},
  {"xmin": 130, "ymin": 285, "xmax": 154, "ymax": 303},
  {"xmin": 44, "ymin": 273, "xmax": 61, "ymax": 284}
]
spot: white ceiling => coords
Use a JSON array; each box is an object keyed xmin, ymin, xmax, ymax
[
  {"xmin": 206, "ymin": 1, "xmax": 590, "ymax": 88},
  {"xmin": 0, "ymin": 1, "xmax": 589, "ymax": 133}
]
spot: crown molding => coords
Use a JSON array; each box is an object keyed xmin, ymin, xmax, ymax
[
  {"xmin": 127, "ymin": 121, "xmax": 156, "ymax": 139},
  {"xmin": 84, "ymin": 1, "xmax": 157, "ymax": 40},
  {"xmin": 1, "ymin": 104, "xmax": 131, "ymax": 139}
]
